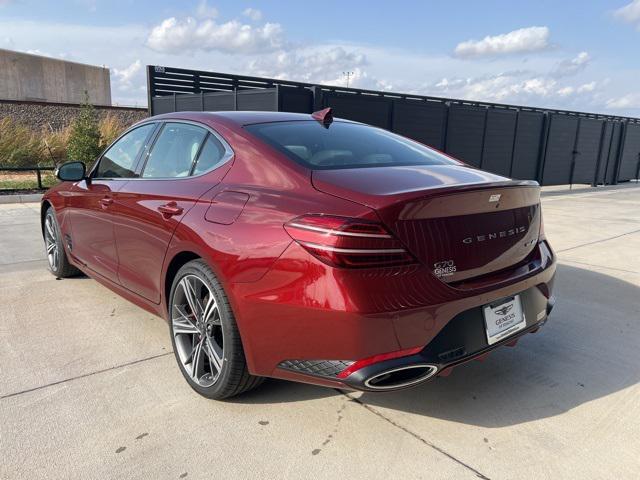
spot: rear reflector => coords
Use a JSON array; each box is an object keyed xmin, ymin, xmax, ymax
[
  {"xmin": 336, "ymin": 346, "xmax": 424, "ymax": 379},
  {"xmin": 284, "ymin": 215, "xmax": 416, "ymax": 268}
]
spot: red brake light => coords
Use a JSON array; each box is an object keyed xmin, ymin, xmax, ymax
[{"xmin": 284, "ymin": 215, "xmax": 416, "ymax": 268}]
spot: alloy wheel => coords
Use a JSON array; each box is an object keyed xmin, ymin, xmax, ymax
[
  {"xmin": 171, "ymin": 274, "xmax": 225, "ymax": 387},
  {"xmin": 44, "ymin": 215, "xmax": 59, "ymax": 272}
]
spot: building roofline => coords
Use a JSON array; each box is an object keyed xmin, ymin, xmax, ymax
[{"xmin": 0, "ymin": 48, "xmax": 110, "ymax": 71}]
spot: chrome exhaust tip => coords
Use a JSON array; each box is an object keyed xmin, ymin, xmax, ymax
[{"xmin": 363, "ymin": 364, "xmax": 438, "ymax": 391}]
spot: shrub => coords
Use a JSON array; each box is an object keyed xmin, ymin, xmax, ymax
[{"xmin": 67, "ymin": 95, "xmax": 102, "ymax": 167}]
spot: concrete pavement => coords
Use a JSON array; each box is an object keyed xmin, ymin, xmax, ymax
[{"xmin": 1, "ymin": 185, "xmax": 639, "ymax": 479}]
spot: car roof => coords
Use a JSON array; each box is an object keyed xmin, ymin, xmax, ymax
[{"xmin": 148, "ymin": 110, "xmax": 358, "ymax": 127}]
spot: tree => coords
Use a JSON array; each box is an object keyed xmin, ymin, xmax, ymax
[{"xmin": 67, "ymin": 92, "xmax": 102, "ymax": 166}]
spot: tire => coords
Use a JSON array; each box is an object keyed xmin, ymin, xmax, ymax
[
  {"xmin": 44, "ymin": 207, "xmax": 80, "ymax": 278},
  {"xmin": 168, "ymin": 259, "xmax": 263, "ymax": 399}
]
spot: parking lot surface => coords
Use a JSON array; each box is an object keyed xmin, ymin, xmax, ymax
[{"xmin": 1, "ymin": 185, "xmax": 639, "ymax": 480}]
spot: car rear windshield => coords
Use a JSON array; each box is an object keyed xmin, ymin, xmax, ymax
[{"xmin": 245, "ymin": 120, "xmax": 459, "ymax": 170}]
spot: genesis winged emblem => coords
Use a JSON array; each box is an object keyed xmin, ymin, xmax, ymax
[{"xmin": 495, "ymin": 304, "xmax": 513, "ymax": 316}]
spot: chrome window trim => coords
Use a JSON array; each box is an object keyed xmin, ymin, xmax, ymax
[
  {"xmin": 136, "ymin": 119, "xmax": 234, "ymax": 181},
  {"xmin": 91, "ymin": 118, "xmax": 234, "ymax": 182}
]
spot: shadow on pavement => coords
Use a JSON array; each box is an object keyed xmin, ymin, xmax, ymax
[{"xmin": 233, "ymin": 264, "xmax": 640, "ymax": 428}]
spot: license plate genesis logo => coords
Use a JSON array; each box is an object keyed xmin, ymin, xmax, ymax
[{"xmin": 433, "ymin": 260, "xmax": 457, "ymax": 278}]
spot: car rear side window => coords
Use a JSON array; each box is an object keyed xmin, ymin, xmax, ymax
[
  {"xmin": 245, "ymin": 121, "xmax": 459, "ymax": 170},
  {"xmin": 95, "ymin": 123, "xmax": 155, "ymax": 178},
  {"xmin": 142, "ymin": 123, "xmax": 207, "ymax": 178},
  {"xmin": 192, "ymin": 134, "xmax": 227, "ymax": 175}
]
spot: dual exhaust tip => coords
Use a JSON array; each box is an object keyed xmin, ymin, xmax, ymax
[{"xmin": 363, "ymin": 364, "xmax": 438, "ymax": 391}]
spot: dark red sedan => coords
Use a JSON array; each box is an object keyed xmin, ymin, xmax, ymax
[{"xmin": 42, "ymin": 109, "xmax": 556, "ymax": 399}]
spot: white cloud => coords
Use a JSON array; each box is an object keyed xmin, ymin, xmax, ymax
[
  {"xmin": 552, "ymin": 51, "xmax": 590, "ymax": 77},
  {"xmin": 113, "ymin": 59, "xmax": 142, "ymax": 91},
  {"xmin": 195, "ymin": 0, "xmax": 218, "ymax": 19},
  {"xmin": 613, "ymin": 0, "xmax": 640, "ymax": 29},
  {"xmin": 426, "ymin": 71, "xmax": 558, "ymax": 103},
  {"xmin": 423, "ymin": 69, "xmax": 603, "ymax": 108},
  {"xmin": 243, "ymin": 8, "xmax": 262, "ymax": 21},
  {"xmin": 247, "ymin": 46, "xmax": 368, "ymax": 86},
  {"xmin": 577, "ymin": 81, "xmax": 596, "ymax": 93},
  {"xmin": 146, "ymin": 16, "xmax": 285, "ymax": 54},
  {"xmin": 606, "ymin": 93, "xmax": 640, "ymax": 109},
  {"xmin": 454, "ymin": 26, "xmax": 550, "ymax": 58},
  {"xmin": 557, "ymin": 86, "xmax": 574, "ymax": 97}
]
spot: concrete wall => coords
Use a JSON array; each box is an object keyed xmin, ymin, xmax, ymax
[
  {"xmin": 0, "ymin": 99, "xmax": 147, "ymax": 131},
  {"xmin": 0, "ymin": 49, "xmax": 111, "ymax": 105}
]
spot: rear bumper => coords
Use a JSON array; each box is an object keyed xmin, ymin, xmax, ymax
[
  {"xmin": 342, "ymin": 291, "xmax": 555, "ymax": 391},
  {"xmin": 230, "ymin": 240, "xmax": 556, "ymax": 389}
]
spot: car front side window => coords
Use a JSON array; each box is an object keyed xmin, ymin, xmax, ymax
[{"xmin": 94, "ymin": 123, "xmax": 156, "ymax": 179}]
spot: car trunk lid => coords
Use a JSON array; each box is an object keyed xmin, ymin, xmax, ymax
[{"xmin": 312, "ymin": 164, "xmax": 541, "ymax": 283}]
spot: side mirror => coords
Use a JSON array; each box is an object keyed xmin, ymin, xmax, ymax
[{"xmin": 56, "ymin": 161, "xmax": 87, "ymax": 182}]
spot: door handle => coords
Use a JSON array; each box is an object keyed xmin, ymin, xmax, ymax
[
  {"xmin": 158, "ymin": 202, "xmax": 184, "ymax": 217},
  {"xmin": 100, "ymin": 197, "xmax": 113, "ymax": 208}
]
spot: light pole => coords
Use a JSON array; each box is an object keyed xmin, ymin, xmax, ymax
[{"xmin": 343, "ymin": 71, "xmax": 354, "ymax": 88}]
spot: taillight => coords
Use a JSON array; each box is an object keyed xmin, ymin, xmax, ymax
[{"xmin": 284, "ymin": 214, "xmax": 416, "ymax": 268}]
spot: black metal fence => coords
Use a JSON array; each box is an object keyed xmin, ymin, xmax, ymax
[
  {"xmin": 147, "ymin": 65, "xmax": 640, "ymax": 186},
  {"xmin": 0, "ymin": 166, "xmax": 56, "ymax": 191}
]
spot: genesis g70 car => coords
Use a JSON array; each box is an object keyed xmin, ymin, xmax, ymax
[{"xmin": 42, "ymin": 109, "xmax": 556, "ymax": 399}]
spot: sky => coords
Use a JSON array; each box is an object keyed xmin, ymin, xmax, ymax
[{"xmin": 1, "ymin": 0, "xmax": 640, "ymax": 116}]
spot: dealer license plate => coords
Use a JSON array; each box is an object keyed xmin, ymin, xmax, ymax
[{"xmin": 483, "ymin": 295, "xmax": 526, "ymax": 345}]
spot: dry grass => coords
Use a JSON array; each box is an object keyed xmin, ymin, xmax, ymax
[
  {"xmin": 0, "ymin": 118, "xmax": 45, "ymax": 166},
  {"xmin": 0, "ymin": 115, "xmax": 128, "ymax": 168},
  {"xmin": 99, "ymin": 113, "xmax": 126, "ymax": 149}
]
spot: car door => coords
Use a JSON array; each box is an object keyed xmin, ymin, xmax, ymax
[
  {"xmin": 113, "ymin": 121, "xmax": 233, "ymax": 303},
  {"xmin": 67, "ymin": 122, "xmax": 157, "ymax": 282}
]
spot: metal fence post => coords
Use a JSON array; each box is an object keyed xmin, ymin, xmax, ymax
[
  {"xmin": 536, "ymin": 113, "xmax": 551, "ymax": 184},
  {"xmin": 602, "ymin": 122, "xmax": 617, "ymax": 185},
  {"xmin": 508, "ymin": 110, "xmax": 520, "ymax": 177},
  {"xmin": 592, "ymin": 121, "xmax": 608, "ymax": 186},
  {"xmin": 569, "ymin": 118, "xmax": 582, "ymax": 190},
  {"xmin": 36, "ymin": 168, "xmax": 42, "ymax": 189},
  {"xmin": 146, "ymin": 65, "xmax": 155, "ymax": 116},
  {"xmin": 274, "ymin": 84, "xmax": 281, "ymax": 112},
  {"xmin": 441, "ymin": 102, "xmax": 451, "ymax": 152},
  {"xmin": 613, "ymin": 122, "xmax": 628, "ymax": 185},
  {"xmin": 310, "ymin": 86, "xmax": 323, "ymax": 112},
  {"xmin": 478, "ymin": 107, "xmax": 490, "ymax": 169},
  {"xmin": 193, "ymin": 71, "xmax": 201, "ymax": 95}
]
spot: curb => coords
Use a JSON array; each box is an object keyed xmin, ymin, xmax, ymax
[{"xmin": 0, "ymin": 193, "xmax": 43, "ymax": 204}]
